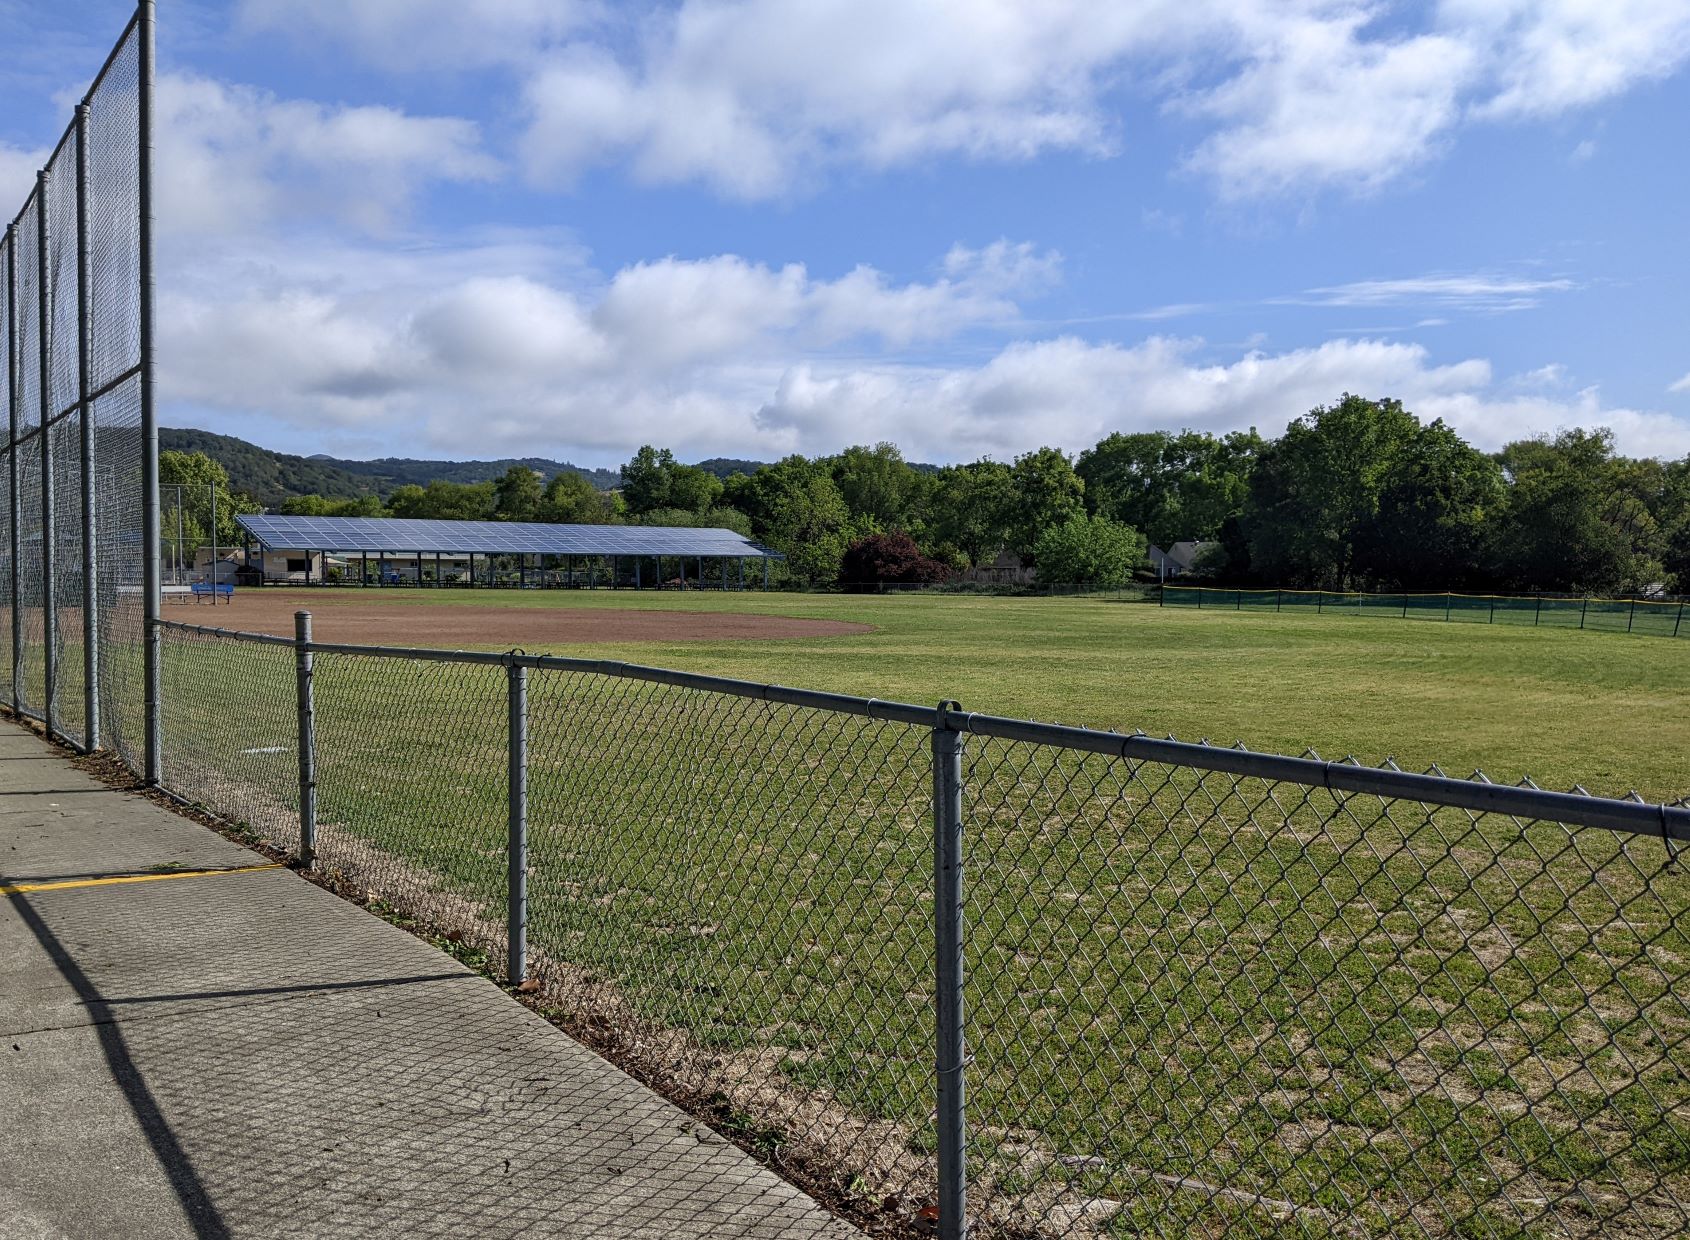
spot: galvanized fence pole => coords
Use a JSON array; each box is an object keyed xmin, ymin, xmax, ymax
[
  {"xmin": 1627, "ymin": 597, "xmax": 1637, "ymax": 633},
  {"xmin": 293, "ymin": 611, "xmax": 317, "ymax": 866},
  {"xmin": 140, "ymin": 0, "xmax": 161, "ymax": 785},
  {"xmin": 5, "ymin": 223, "xmax": 18, "ymax": 715},
  {"xmin": 1676, "ymin": 600, "xmax": 1685, "ymax": 638},
  {"xmin": 932, "ymin": 702, "xmax": 967, "ymax": 1240},
  {"xmin": 507, "ymin": 662, "xmax": 528, "ymax": 985},
  {"xmin": 1534, "ymin": 593, "xmax": 1542, "ymax": 626},
  {"xmin": 1580, "ymin": 596, "xmax": 1589, "ymax": 631},
  {"xmin": 75, "ymin": 102, "xmax": 98, "ymax": 752},
  {"xmin": 35, "ymin": 169, "xmax": 56, "ymax": 740}
]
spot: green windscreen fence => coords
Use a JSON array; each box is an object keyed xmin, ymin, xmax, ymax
[{"xmin": 1162, "ymin": 586, "xmax": 1688, "ymax": 639}]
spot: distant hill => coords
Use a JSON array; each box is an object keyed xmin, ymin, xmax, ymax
[
  {"xmin": 161, "ymin": 428, "xmax": 621, "ymax": 507},
  {"xmin": 694, "ymin": 456, "xmax": 941, "ymax": 479},
  {"xmin": 163, "ymin": 426, "xmax": 937, "ymax": 507}
]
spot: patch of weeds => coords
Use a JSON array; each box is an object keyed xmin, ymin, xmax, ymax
[{"xmin": 704, "ymin": 1091, "xmax": 787, "ymax": 1158}]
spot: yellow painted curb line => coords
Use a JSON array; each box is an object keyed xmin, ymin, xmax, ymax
[{"xmin": 1, "ymin": 862, "xmax": 284, "ymax": 896}]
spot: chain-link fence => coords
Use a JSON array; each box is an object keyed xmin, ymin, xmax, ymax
[
  {"xmin": 1165, "ymin": 584, "xmax": 1690, "ymax": 639},
  {"xmin": 151, "ymin": 613, "xmax": 1690, "ymax": 1239},
  {"xmin": 1, "ymin": 4, "xmax": 156, "ymax": 771}
]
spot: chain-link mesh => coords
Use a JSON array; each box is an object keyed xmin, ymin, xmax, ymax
[
  {"xmin": 1, "ymin": 13, "xmax": 145, "ymax": 760},
  {"xmin": 961, "ymin": 741, "xmax": 1689, "ymax": 1238},
  {"xmin": 144, "ymin": 619, "xmax": 1690, "ymax": 1238},
  {"xmin": 157, "ymin": 625, "xmax": 301, "ymax": 852},
  {"xmin": 521, "ymin": 668, "xmax": 937, "ymax": 1209}
]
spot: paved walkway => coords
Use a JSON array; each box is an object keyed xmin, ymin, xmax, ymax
[{"xmin": 0, "ymin": 723, "xmax": 856, "ymax": 1239}]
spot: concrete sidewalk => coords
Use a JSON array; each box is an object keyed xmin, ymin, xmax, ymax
[{"xmin": 0, "ymin": 723, "xmax": 857, "ymax": 1239}]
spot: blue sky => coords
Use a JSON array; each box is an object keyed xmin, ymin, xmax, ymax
[{"xmin": 3, "ymin": 0, "xmax": 1688, "ymax": 468}]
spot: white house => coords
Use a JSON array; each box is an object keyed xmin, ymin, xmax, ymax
[{"xmin": 1149, "ymin": 541, "xmax": 1217, "ymax": 580}]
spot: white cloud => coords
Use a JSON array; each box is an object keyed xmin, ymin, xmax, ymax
[
  {"xmin": 1670, "ymin": 372, "xmax": 1690, "ymax": 395},
  {"xmin": 235, "ymin": 0, "xmax": 593, "ymax": 70},
  {"xmin": 1291, "ymin": 272, "xmax": 1577, "ymax": 313},
  {"xmin": 157, "ymin": 230, "xmax": 1690, "ymax": 466},
  {"xmin": 501, "ymin": 0, "xmax": 1690, "ymax": 200},
  {"xmin": 1454, "ymin": 0, "xmax": 1690, "ymax": 119},
  {"xmin": 0, "ymin": 141, "xmax": 49, "ymax": 214},
  {"xmin": 520, "ymin": 0, "xmax": 1154, "ymax": 198},
  {"xmin": 157, "ymin": 74, "xmax": 498, "ymax": 237},
  {"xmin": 1178, "ymin": 12, "xmax": 1475, "ymax": 198}
]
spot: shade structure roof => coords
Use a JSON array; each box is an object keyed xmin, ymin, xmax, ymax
[{"xmin": 236, "ymin": 515, "xmax": 783, "ymax": 559}]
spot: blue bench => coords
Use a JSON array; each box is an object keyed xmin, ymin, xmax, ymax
[{"xmin": 190, "ymin": 582, "xmax": 234, "ymax": 601}]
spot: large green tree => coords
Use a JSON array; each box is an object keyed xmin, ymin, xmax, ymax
[
  {"xmin": 725, "ymin": 455, "xmax": 853, "ymax": 584},
  {"xmin": 621, "ymin": 445, "xmax": 721, "ymax": 515},
  {"xmin": 540, "ymin": 471, "xmax": 622, "ymax": 524},
  {"xmin": 386, "ymin": 480, "xmax": 496, "ymax": 521},
  {"xmin": 1008, "ymin": 447, "xmax": 1085, "ymax": 561},
  {"xmin": 493, "ymin": 465, "xmax": 544, "ymax": 522},
  {"xmin": 830, "ymin": 442, "xmax": 926, "ymax": 530},
  {"xmin": 159, "ymin": 449, "xmax": 260, "ymax": 551},
  {"xmin": 1033, "ymin": 514, "xmax": 1146, "ymax": 587},
  {"xmin": 928, "ymin": 461, "xmax": 1016, "ymax": 567},
  {"xmin": 276, "ymin": 493, "xmax": 385, "ymax": 518},
  {"xmin": 1661, "ymin": 457, "xmax": 1690, "ymax": 592},
  {"xmin": 1489, "ymin": 429, "xmax": 1667, "ymax": 593},
  {"xmin": 1353, "ymin": 420, "xmax": 1505, "ymax": 589},
  {"xmin": 1078, "ymin": 429, "xmax": 1261, "ymax": 548},
  {"xmin": 1241, "ymin": 395, "xmax": 1422, "ymax": 588}
]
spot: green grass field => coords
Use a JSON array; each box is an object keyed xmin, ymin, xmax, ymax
[
  {"xmin": 264, "ymin": 586, "xmax": 1689, "ymax": 802},
  {"xmin": 146, "ymin": 590, "xmax": 1690, "ymax": 1237}
]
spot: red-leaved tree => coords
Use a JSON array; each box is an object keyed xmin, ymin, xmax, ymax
[{"xmin": 838, "ymin": 531, "xmax": 953, "ymax": 590}]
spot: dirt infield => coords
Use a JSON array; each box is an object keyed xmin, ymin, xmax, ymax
[{"xmin": 166, "ymin": 589, "xmax": 873, "ymax": 647}]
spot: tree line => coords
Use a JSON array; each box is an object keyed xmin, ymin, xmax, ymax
[{"xmin": 165, "ymin": 392, "xmax": 1690, "ymax": 594}]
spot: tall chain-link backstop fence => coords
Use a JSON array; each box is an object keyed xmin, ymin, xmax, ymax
[{"xmin": 1, "ymin": 4, "xmax": 156, "ymax": 773}]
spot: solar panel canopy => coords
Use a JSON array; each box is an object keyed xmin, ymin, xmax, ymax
[{"xmin": 236, "ymin": 515, "xmax": 783, "ymax": 559}]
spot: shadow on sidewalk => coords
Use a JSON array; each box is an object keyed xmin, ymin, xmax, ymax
[{"xmin": 6, "ymin": 872, "xmax": 859, "ymax": 1238}]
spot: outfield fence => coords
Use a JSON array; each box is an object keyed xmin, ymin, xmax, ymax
[
  {"xmin": 1164, "ymin": 585, "xmax": 1689, "ymax": 639},
  {"xmin": 147, "ymin": 611, "xmax": 1690, "ymax": 1239},
  {"xmin": 0, "ymin": 3, "xmax": 157, "ymax": 771}
]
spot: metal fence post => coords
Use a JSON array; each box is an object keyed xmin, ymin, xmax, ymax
[
  {"xmin": 1676, "ymin": 600, "xmax": 1685, "ymax": 638},
  {"xmin": 1627, "ymin": 597, "xmax": 1637, "ymax": 633},
  {"xmin": 140, "ymin": 0, "xmax": 161, "ymax": 785},
  {"xmin": 36, "ymin": 169, "xmax": 56, "ymax": 739},
  {"xmin": 293, "ymin": 611, "xmax": 317, "ymax": 866},
  {"xmin": 1534, "ymin": 593, "xmax": 1542, "ymax": 627},
  {"xmin": 75, "ymin": 102, "xmax": 98, "ymax": 753},
  {"xmin": 507, "ymin": 661, "xmax": 528, "ymax": 986},
  {"xmin": 5, "ymin": 223, "xmax": 18, "ymax": 715},
  {"xmin": 932, "ymin": 702, "xmax": 967, "ymax": 1240},
  {"xmin": 1579, "ymin": 596, "xmax": 1588, "ymax": 630}
]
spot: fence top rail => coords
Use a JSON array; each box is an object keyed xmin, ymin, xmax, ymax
[{"xmin": 153, "ymin": 616, "xmax": 1690, "ymax": 841}]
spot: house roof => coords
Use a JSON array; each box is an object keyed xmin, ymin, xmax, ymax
[{"xmin": 236, "ymin": 515, "xmax": 783, "ymax": 559}]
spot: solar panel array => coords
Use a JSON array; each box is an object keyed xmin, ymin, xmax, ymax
[{"xmin": 235, "ymin": 515, "xmax": 783, "ymax": 559}]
